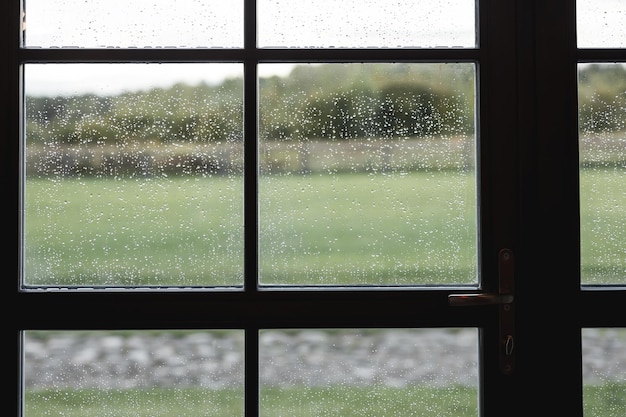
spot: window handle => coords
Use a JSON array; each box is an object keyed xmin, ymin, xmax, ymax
[
  {"xmin": 448, "ymin": 293, "xmax": 513, "ymax": 306},
  {"xmin": 448, "ymin": 248, "xmax": 515, "ymax": 374},
  {"xmin": 447, "ymin": 248, "xmax": 514, "ymax": 306}
]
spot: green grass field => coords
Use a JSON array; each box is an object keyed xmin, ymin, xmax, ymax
[
  {"xmin": 24, "ymin": 170, "xmax": 477, "ymax": 287},
  {"xmin": 23, "ymin": 383, "xmax": 625, "ymax": 417},
  {"xmin": 23, "ymin": 168, "xmax": 624, "ymax": 287},
  {"xmin": 580, "ymin": 168, "xmax": 626, "ymax": 284},
  {"xmin": 24, "ymin": 386, "xmax": 478, "ymax": 417}
]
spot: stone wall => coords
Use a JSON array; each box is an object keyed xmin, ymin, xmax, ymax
[{"xmin": 23, "ymin": 329, "xmax": 624, "ymax": 390}]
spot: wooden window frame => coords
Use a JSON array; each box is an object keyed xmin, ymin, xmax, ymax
[{"xmin": 6, "ymin": 1, "xmax": 625, "ymax": 416}]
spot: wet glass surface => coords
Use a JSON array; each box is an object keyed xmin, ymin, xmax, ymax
[
  {"xmin": 578, "ymin": 63, "xmax": 626, "ymax": 285},
  {"xmin": 23, "ymin": 0, "xmax": 243, "ymax": 48},
  {"xmin": 24, "ymin": 64, "xmax": 244, "ymax": 287},
  {"xmin": 582, "ymin": 328, "xmax": 626, "ymax": 416},
  {"xmin": 577, "ymin": 0, "xmax": 626, "ymax": 48},
  {"xmin": 23, "ymin": 330, "xmax": 245, "ymax": 417},
  {"xmin": 258, "ymin": 0, "xmax": 476, "ymax": 48},
  {"xmin": 259, "ymin": 63, "xmax": 477, "ymax": 286},
  {"xmin": 259, "ymin": 328, "xmax": 479, "ymax": 417}
]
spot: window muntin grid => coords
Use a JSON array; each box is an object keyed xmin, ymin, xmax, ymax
[{"xmin": 20, "ymin": 1, "xmax": 480, "ymax": 290}]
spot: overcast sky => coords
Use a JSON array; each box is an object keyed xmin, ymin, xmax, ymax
[
  {"xmin": 23, "ymin": 0, "xmax": 624, "ymax": 96},
  {"xmin": 24, "ymin": 0, "xmax": 476, "ymax": 96}
]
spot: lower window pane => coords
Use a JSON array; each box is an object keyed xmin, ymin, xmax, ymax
[
  {"xmin": 582, "ymin": 328, "xmax": 626, "ymax": 416},
  {"xmin": 23, "ymin": 330, "xmax": 245, "ymax": 416},
  {"xmin": 259, "ymin": 328, "xmax": 479, "ymax": 416}
]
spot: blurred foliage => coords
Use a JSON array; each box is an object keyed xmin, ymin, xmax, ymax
[
  {"xmin": 26, "ymin": 63, "xmax": 476, "ymax": 146},
  {"xmin": 26, "ymin": 81, "xmax": 244, "ymax": 145},
  {"xmin": 578, "ymin": 64, "xmax": 626, "ymax": 134},
  {"xmin": 259, "ymin": 63, "xmax": 475, "ymax": 141},
  {"xmin": 24, "ymin": 63, "xmax": 624, "ymax": 178},
  {"xmin": 26, "ymin": 63, "xmax": 625, "ymax": 147}
]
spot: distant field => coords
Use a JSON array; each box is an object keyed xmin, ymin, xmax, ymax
[
  {"xmin": 579, "ymin": 168, "xmax": 626, "ymax": 284},
  {"xmin": 23, "ymin": 168, "xmax": 624, "ymax": 287},
  {"xmin": 23, "ymin": 383, "xmax": 625, "ymax": 417},
  {"xmin": 23, "ymin": 385, "xmax": 478, "ymax": 417},
  {"xmin": 24, "ymin": 174, "xmax": 245, "ymax": 287}
]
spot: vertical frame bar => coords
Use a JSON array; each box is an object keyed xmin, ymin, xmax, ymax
[
  {"xmin": 9, "ymin": 3, "xmax": 25, "ymax": 417},
  {"xmin": 244, "ymin": 0, "xmax": 259, "ymax": 293},
  {"xmin": 517, "ymin": 0, "xmax": 583, "ymax": 415},
  {"xmin": 243, "ymin": 2, "xmax": 260, "ymax": 417},
  {"xmin": 477, "ymin": 0, "xmax": 519, "ymax": 415}
]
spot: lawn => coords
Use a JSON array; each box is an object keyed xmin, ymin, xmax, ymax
[
  {"xmin": 579, "ymin": 168, "xmax": 626, "ymax": 284},
  {"xmin": 24, "ymin": 170, "xmax": 477, "ymax": 287},
  {"xmin": 23, "ymin": 167, "xmax": 624, "ymax": 287},
  {"xmin": 23, "ymin": 383, "xmax": 625, "ymax": 417},
  {"xmin": 23, "ymin": 385, "xmax": 479, "ymax": 417}
]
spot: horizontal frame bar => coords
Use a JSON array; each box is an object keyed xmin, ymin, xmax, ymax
[
  {"xmin": 577, "ymin": 48, "xmax": 626, "ymax": 62},
  {"xmin": 19, "ymin": 47, "xmax": 480, "ymax": 63},
  {"xmin": 16, "ymin": 289, "xmax": 490, "ymax": 330}
]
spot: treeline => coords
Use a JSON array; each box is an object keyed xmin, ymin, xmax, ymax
[
  {"xmin": 26, "ymin": 63, "xmax": 477, "ymax": 146},
  {"xmin": 26, "ymin": 63, "xmax": 624, "ymax": 147},
  {"xmin": 26, "ymin": 78, "xmax": 243, "ymax": 145},
  {"xmin": 259, "ymin": 63, "xmax": 475, "ymax": 141},
  {"xmin": 578, "ymin": 63, "xmax": 626, "ymax": 134},
  {"xmin": 24, "ymin": 63, "xmax": 624, "ymax": 177}
]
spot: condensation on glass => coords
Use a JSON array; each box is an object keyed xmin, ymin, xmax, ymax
[
  {"xmin": 582, "ymin": 328, "xmax": 626, "ymax": 416},
  {"xmin": 258, "ymin": 0, "xmax": 477, "ymax": 48},
  {"xmin": 577, "ymin": 0, "xmax": 626, "ymax": 48},
  {"xmin": 23, "ymin": 64, "xmax": 244, "ymax": 287},
  {"xmin": 22, "ymin": 0, "xmax": 243, "ymax": 48},
  {"xmin": 259, "ymin": 328, "xmax": 479, "ymax": 416},
  {"xmin": 258, "ymin": 63, "xmax": 477, "ymax": 286},
  {"xmin": 22, "ymin": 330, "xmax": 245, "ymax": 416},
  {"xmin": 578, "ymin": 63, "xmax": 626, "ymax": 285}
]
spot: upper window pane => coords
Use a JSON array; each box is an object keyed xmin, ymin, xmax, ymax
[
  {"xmin": 23, "ymin": 64, "xmax": 244, "ymax": 288},
  {"xmin": 23, "ymin": 0, "xmax": 243, "ymax": 48},
  {"xmin": 577, "ymin": 0, "xmax": 626, "ymax": 48},
  {"xmin": 258, "ymin": 0, "xmax": 477, "ymax": 48},
  {"xmin": 578, "ymin": 63, "xmax": 626, "ymax": 285}
]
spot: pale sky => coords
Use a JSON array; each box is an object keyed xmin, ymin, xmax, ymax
[
  {"xmin": 24, "ymin": 0, "xmax": 475, "ymax": 96},
  {"xmin": 23, "ymin": 0, "xmax": 624, "ymax": 96},
  {"xmin": 25, "ymin": 63, "xmax": 294, "ymax": 97}
]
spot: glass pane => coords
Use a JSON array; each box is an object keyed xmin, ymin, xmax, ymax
[
  {"xmin": 577, "ymin": 0, "xmax": 626, "ymax": 48},
  {"xmin": 23, "ymin": 330, "xmax": 245, "ymax": 416},
  {"xmin": 24, "ymin": 64, "xmax": 244, "ymax": 287},
  {"xmin": 258, "ymin": 0, "xmax": 476, "ymax": 48},
  {"xmin": 259, "ymin": 63, "xmax": 477, "ymax": 286},
  {"xmin": 23, "ymin": 0, "xmax": 243, "ymax": 48},
  {"xmin": 582, "ymin": 328, "xmax": 626, "ymax": 416},
  {"xmin": 578, "ymin": 63, "xmax": 626, "ymax": 285},
  {"xmin": 260, "ymin": 329, "xmax": 479, "ymax": 416}
]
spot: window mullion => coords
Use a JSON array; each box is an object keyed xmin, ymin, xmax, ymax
[
  {"xmin": 243, "ymin": 1, "xmax": 260, "ymax": 416},
  {"xmin": 243, "ymin": 0, "xmax": 259, "ymax": 293},
  {"xmin": 245, "ymin": 327, "xmax": 260, "ymax": 417}
]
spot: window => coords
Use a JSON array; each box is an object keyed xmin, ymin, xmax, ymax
[
  {"xmin": 576, "ymin": 1, "xmax": 626, "ymax": 414},
  {"xmin": 7, "ymin": 1, "xmax": 625, "ymax": 417}
]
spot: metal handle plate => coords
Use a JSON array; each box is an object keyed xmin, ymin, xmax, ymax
[
  {"xmin": 448, "ymin": 248, "xmax": 515, "ymax": 374},
  {"xmin": 448, "ymin": 293, "xmax": 513, "ymax": 306}
]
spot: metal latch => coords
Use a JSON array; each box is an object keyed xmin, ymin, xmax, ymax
[{"xmin": 448, "ymin": 248, "xmax": 515, "ymax": 374}]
